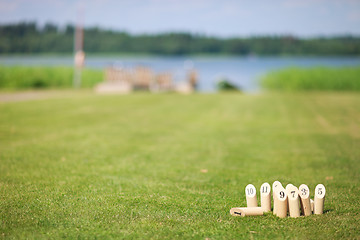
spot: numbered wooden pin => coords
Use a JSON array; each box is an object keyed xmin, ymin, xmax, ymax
[
  {"xmin": 285, "ymin": 184, "xmax": 293, "ymax": 196},
  {"xmin": 230, "ymin": 207, "xmax": 264, "ymax": 217},
  {"xmin": 286, "ymin": 185, "xmax": 300, "ymax": 218},
  {"xmin": 299, "ymin": 184, "xmax": 311, "ymax": 216},
  {"xmin": 310, "ymin": 199, "xmax": 314, "ymax": 212},
  {"xmin": 285, "ymin": 184, "xmax": 293, "ymax": 212},
  {"xmin": 260, "ymin": 182, "xmax": 271, "ymax": 212},
  {"xmin": 272, "ymin": 181, "xmax": 282, "ymax": 214},
  {"xmin": 272, "ymin": 181, "xmax": 282, "ymax": 198},
  {"xmin": 245, "ymin": 184, "xmax": 258, "ymax": 207},
  {"xmin": 314, "ymin": 184, "xmax": 326, "ymax": 214},
  {"xmin": 275, "ymin": 187, "xmax": 288, "ymax": 218}
]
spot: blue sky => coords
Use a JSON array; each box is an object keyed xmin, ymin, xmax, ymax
[{"xmin": 1, "ymin": 0, "xmax": 360, "ymax": 37}]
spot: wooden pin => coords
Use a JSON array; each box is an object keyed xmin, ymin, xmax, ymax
[
  {"xmin": 285, "ymin": 184, "xmax": 293, "ymax": 212},
  {"xmin": 310, "ymin": 199, "xmax": 314, "ymax": 212},
  {"xmin": 245, "ymin": 184, "xmax": 258, "ymax": 207},
  {"xmin": 286, "ymin": 185, "xmax": 300, "ymax": 218},
  {"xmin": 272, "ymin": 181, "xmax": 282, "ymax": 214},
  {"xmin": 272, "ymin": 181, "xmax": 282, "ymax": 198},
  {"xmin": 314, "ymin": 184, "xmax": 326, "ymax": 214},
  {"xmin": 230, "ymin": 207, "xmax": 264, "ymax": 217},
  {"xmin": 275, "ymin": 187, "xmax": 288, "ymax": 218},
  {"xmin": 299, "ymin": 184, "xmax": 311, "ymax": 216},
  {"xmin": 260, "ymin": 182, "xmax": 271, "ymax": 212}
]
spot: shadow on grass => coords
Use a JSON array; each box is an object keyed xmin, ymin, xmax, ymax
[{"xmin": 323, "ymin": 209, "xmax": 332, "ymax": 214}]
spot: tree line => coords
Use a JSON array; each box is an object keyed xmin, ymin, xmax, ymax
[{"xmin": 1, "ymin": 22, "xmax": 360, "ymax": 55}]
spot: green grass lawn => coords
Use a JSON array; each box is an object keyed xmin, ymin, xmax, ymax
[{"xmin": 1, "ymin": 92, "xmax": 359, "ymax": 239}]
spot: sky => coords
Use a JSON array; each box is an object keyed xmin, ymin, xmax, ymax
[{"xmin": 0, "ymin": 0, "xmax": 360, "ymax": 37}]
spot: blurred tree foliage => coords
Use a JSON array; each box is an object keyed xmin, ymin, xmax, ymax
[{"xmin": 1, "ymin": 22, "xmax": 360, "ymax": 55}]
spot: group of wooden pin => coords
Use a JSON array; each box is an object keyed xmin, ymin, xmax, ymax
[{"xmin": 230, "ymin": 181, "xmax": 326, "ymax": 218}]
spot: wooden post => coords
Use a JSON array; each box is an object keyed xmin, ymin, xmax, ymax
[
  {"xmin": 272, "ymin": 181, "xmax": 282, "ymax": 214},
  {"xmin": 314, "ymin": 184, "xmax": 326, "ymax": 214},
  {"xmin": 245, "ymin": 184, "xmax": 258, "ymax": 207},
  {"xmin": 260, "ymin": 182, "xmax": 271, "ymax": 212},
  {"xmin": 230, "ymin": 207, "xmax": 264, "ymax": 217},
  {"xmin": 275, "ymin": 187, "xmax": 288, "ymax": 218},
  {"xmin": 299, "ymin": 184, "xmax": 311, "ymax": 216},
  {"xmin": 74, "ymin": 50, "xmax": 85, "ymax": 88},
  {"xmin": 73, "ymin": 8, "xmax": 84, "ymax": 89},
  {"xmin": 286, "ymin": 185, "xmax": 300, "ymax": 218}
]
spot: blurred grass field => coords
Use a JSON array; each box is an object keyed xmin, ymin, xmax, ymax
[
  {"xmin": 261, "ymin": 66, "xmax": 360, "ymax": 91},
  {"xmin": 1, "ymin": 92, "xmax": 359, "ymax": 239}
]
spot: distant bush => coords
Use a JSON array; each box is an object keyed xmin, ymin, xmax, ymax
[
  {"xmin": 216, "ymin": 78, "xmax": 241, "ymax": 91},
  {"xmin": 261, "ymin": 66, "xmax": 360, "ymax": 91},
  {"xmin": 0, "ymin": 66, "xmax": 103, "ymax": 89}
]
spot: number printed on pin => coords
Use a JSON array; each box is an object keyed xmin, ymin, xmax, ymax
[
  {"xmin": 301, "ymin": 188, "xmax": 307, "ymax": 195},
  {"xmin": 291, "ymin": 190, "xmax": 296, "ymax": 198},
  {"xmin": 315, "ymin": 184, "xmax": 326, "ymax": 198},
  {"xmin": 245, "ymin": 184, "xmax": 256, "ymax": 197},
  {"xmin": 299, "ymin": 184, "xmax": 310, "ymax": 198},
  {"xmin": 260, "ymin": 183, "xmax": 271, "ymax": 195},
  {"xmin": 318, "ymin": 188, "xmax": 322, "ymax": 195},
  {"xmin": 279, "ymin": 191, "xmax": 285, "ymax": 199}
]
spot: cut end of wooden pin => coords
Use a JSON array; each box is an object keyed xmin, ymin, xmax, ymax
[
  {"xmin": 245, "ymin": 184, "xmax": 256, "ymax": 198},
  {"xmin": 260, "ymin": 182, "xmax": 271, "ymax": 196},
  {"xmin": 272, "ymin": 181, "xmax": 281, "ymax": 190},
  {"xmin": 299, "ymin": 184, "xmax": 310, "ymax": 199},
  {"xmin": 230, "ymin": 208, "xmax": 243, "ymax": 217},
  {"xmin": 286, "ymin": 185, "xmax": 299, "ymax": 200},
  {"xmin": 230, "ymin": 207, "xmax": 264, "ymax": 217},
  {"xmin": 315, "ymin": 184, "xmax": 326, "ymax": 199}
]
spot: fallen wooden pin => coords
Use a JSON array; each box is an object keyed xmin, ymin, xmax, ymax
[
  {"xmin": 230, "ymin": 207, "xmax": 265, "ymax": 217},
  {"xmin": 230, "ymin": 182, "xmax": 326, "ymax": 218}
]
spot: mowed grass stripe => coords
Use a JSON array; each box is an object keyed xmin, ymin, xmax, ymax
[{"xmin": 0, "ymin": 92, "xmax": 359, "ymax": 239}]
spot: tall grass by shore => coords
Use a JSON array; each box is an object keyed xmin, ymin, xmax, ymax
[
  {"xmin": 261, "ymin": 66, "xmax": 360, "ymax": 91},
  {"xmin": 0, "ymin": 66, "xmax": 103, "ymax": 90}
]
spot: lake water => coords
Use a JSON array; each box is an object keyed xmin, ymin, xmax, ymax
[{"xmin": 1, "ymin": 55, "xmax": 359, "ymax": 92}]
